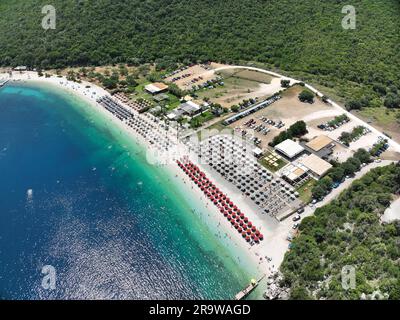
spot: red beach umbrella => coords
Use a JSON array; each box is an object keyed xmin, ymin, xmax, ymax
[
  {"xmin": 246, "ymin": 229, "xmax": 251, "ymax": 235},
  {"xmin": 242, "ymin": 232, "xmax": 246, "ymax": 238},
  {"xmin": 238, "ymin": 227, "xmax": 243, "ymax": 233},
  {"xmin": 227, "ymin": 215, "xmax": 232, "ymax": 221},
  {"xmin": 259, "ymin": 234, "xmax": 264, "ymax": 240},
  {"xmin": 247, "ymin": 222, "xmax": 253, "ymax": 228},
  {"xmin": 246, "ymin": 236, "xmax": 250, "ymax": 242},
  {"xmin": 254, "ymin": 237, "xmax": 260, "ymax": 243},
  {"xmin": 251, "ymin": 226, "xmax": 257, "ymax": 232}
]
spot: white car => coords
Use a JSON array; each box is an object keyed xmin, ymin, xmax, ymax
[{"xmin": 292, "ymin": 215, "xmax": 301, "ymax": 222}]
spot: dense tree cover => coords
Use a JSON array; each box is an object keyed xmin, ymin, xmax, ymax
[
  {"xmin": 281, "ymin": 163, "xmax": 400, "ymax": 300},
  {"xmin": 270, "ymin": 121, "xmax": 308, "ymax": 147},
  {"xmin": 0, "ymin": 0, "xmax": 399, "ymax": 110}
]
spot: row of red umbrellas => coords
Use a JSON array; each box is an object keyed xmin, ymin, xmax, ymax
[{"xmin": 177, "ymin": 160, "xmax": 264, "ymax": 244}]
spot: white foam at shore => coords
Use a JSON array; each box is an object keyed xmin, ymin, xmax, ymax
[{"xmin": 8, "ymin": 71, "xmax": 274, "ymax": 288}]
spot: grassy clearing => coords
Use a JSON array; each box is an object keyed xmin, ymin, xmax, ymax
[
  {"xmin": 358, "ymin": 107, "xmax": 400, "ymax": 126},
  {"xmin": 190, "ymin": 111, "xmax": 216, "ymax": 129},
  {"xmin": 206, "ymin": 120, "xmax": 232, "ymax": 133},
  {"xmin": 218, "ymin": 69, "xmax": 273, "ymax": 84},
  {"xmin": 196, "ymin": 75, "xmax": 260, "ymax": 101},
  {"xmin": 259, "ymin": 151, "xmax": 287, "ymax": 172},
  {"xmin": 296, "ymin": 179, "xmax": 317, "ymax": 204}
]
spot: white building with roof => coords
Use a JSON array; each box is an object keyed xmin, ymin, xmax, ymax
[
  {"xmin": 179, "ymin": 101, "xmax": 201, "ymax": 116},
  {"xmin": 275, "ymin": 139, "xmax": 305, "ymax": 159},
  {"xmin": 145, "ymin": 82, "xmax": 169, "ymax": 95},
  {"xmin": 299, "ymin": 154, "xmax": 332, "ymax": 178}
]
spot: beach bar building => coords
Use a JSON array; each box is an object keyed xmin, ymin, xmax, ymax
[
  {"xmin": 145, "ymin": 82, "xmax": 169, "ymax": 95},
  {"xmin": 299, "ymin": 154, "xmax": 332, "ymax": 179},
  {"xmin": 275, "ymin": 139, "xmax": 305, "ymax": 160},
  {"xmin": 304, "ymin": 135, "xmax": 336, "ymax": 159}
]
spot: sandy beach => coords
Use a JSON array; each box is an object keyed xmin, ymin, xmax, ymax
[
  {"xmin": 4, "ymin": 70, "xmax": 397, "ymax": 299},
  {"xmin": 5, "ymin": 71, "xmax": 275, "ymax": 292}
]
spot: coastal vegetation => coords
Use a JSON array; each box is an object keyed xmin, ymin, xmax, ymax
[
  {"xmin": 0, "ymin": 0, "xmax": 399, "ymax": 114},
  {"xmin": 269, "ymin": 121, "xmax": 308, "ymax": 147},
  {"xmin": 281, "ymin": 163, "xmax": 400, "ymax": 300},
  {"xmin": 311, "ymin": 149, "xmax": 372, "ymax": 200},
  {"xmin": 298, "ymin": 90, "xmax": 315, "ymax": 104}
]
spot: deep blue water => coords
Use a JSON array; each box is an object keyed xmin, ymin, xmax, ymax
[{"xmin": 0, "ymin": 82, "xmax": 253, "ymax": 300}]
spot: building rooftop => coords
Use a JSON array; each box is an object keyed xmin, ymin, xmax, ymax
[
  {"xmin": 306, "ymin": 135, "xmax": 333, "ymax": 152},
  {"xmin": 180, "ymin": 101, "xmax": 201, "ymax": 114},
  {"xmin": 280, "ymin": 163, "xmax": 308, "ymax": 182},
  {"xmin": 167, "ymin": 108, "xmax": 184, "ymax": 120},
  {"xmin": 299, "ymin": 154, "xmax": 332, "ymax": 177},
  {"xmin": 145, "ymin": 82, "xmax": 169, "ymax": 94},
  {"xmin": 275, "ymin": 139, "xmax": 305, "ymax": 159}
]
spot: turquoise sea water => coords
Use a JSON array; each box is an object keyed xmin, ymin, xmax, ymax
[{"xmin": 0, "ymin": 82, "xmax": 258, "ymax": 300}]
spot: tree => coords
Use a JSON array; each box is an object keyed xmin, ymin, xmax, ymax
[
  {"xmin": 299, "ymin": 90, "xmax": 315, "ymax": 103},
  {"xmin": 384, "ymin": 93, "xmax": 400, "ymax": 109},
  {"xmin": 354, "ymin": 148, "xmax": 371, "ymax": 164},
  {"xmin": 348, "ymin": 157, "xmax": 362, "ymax": 172},
  {"xmin": 169, "ymin": 83, "xmax": 185, "ymax": 98},
  {"xmin": 342, "ymin": 161, "xmax": 357, "ymax": 176},
  {"xmin": 79, "ymin": 67, "xmax": 88, "ymax": 77},
  {"xmin": 126, "ymin": 75, "xmax": 138, "ymax": 87},
  {"xmin": 102, "ymin": 77, "xmax": 118, "ymax": 89},
  {"xmin": 290, "ymin": 286, "xmax": 312, "ymax": 300},
  {"xmin": 330, "ymin": 167, "xmax": 345, "ymax": 183},
  {"xmin": 373, "ymin": 83, "xmax": 387, "ymax": 96},
  {"xmin": 66, "ymin": 70, "xmax": 76, "ymax": 81},
  {"xmin": 312, "ymin": 185, "xmax": 327, "ymax": 200},
  {"xmin": 281, "ymin": 79, "xmax": 290, "ymax": 88},
  {"xmin": 289, "ymin": 121, "xmax": 308, "ymax": 137},
  {"xmin": 231, "ymin": 105, "xmax": 240, "ymax": 112},
  {"xmin": 320, "ymin": 176, "xmax": 333, "ymax": 192}
]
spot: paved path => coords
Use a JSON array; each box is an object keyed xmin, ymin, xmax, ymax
[
  {"xmin": 202, "ymin": 65, "xmax": 400, "ymax": 154},
  {"xmin": 381, "ymin": 197, "xmax": 400, "ymax": 223}
]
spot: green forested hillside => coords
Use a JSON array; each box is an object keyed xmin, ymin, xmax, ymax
[
  {"xmin": 281, "ymin": 164, "xmax": 400, "ymax": 300},
  {"xmin": 0, "ymin": 0, "xmax": 399, "ymax": 108}
]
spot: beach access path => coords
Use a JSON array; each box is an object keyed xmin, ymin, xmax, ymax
[
  {"xmin": 5, "ymin": 69, "xmax": 399, "ymax": 297},
  {"xmin": 264, "ymin": 159, "xmax": 394, "ymax": 269}
]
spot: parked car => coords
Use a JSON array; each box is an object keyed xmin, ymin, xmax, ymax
[{"xmin": 292, "ymin": 215, "xmax": 301, "ymax": 222}]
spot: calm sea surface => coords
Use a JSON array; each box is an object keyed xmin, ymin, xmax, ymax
[{"xmin": 0, "ymin": 82, "xmax": 257, "ymax": 300}]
